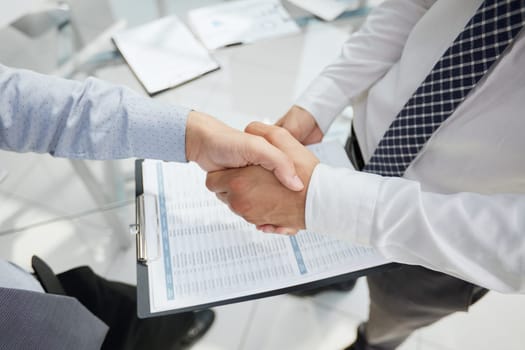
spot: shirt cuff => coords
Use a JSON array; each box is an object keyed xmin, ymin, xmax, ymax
[
  {"xmin": 126, "ymin": 94, "xmax": 190, "ymax": 162},
  {"xmin": 295, "ymin": 76, "xmax": 351, "ymax": 134},
  {"xmin": 305, "ymin": 163, "xmax": 382, "ymax": 245}
]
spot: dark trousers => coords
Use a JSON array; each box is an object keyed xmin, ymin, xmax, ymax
[
  {"xmin": 363, "ymin": 266, "xmax": 487, "ymax": 349},
  {"xmin": 56, "ymin": 266, "xmax": 195, "ymax": 350},
  {"xmin": 345, "ymin": 131, "xmax": 488, "ymax": 349}
]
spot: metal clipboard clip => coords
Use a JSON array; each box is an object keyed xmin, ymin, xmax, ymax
[{"xmin": 130, "ymin": 194, "xmax": 161, "ymax": 264}]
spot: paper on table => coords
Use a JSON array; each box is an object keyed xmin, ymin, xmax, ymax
[
  {"xmin": 307, "ymin": 141, "xmax": 355, "ymax": 169},
  {"xmin": 112, "ymin": 15, "xmax": 219, "ymax": 95},
  {"xmin": 287, "ymin": 0, "xmax": 362, "ymax": 21},
  {"xmin": 187, "ymin": 0, "xmax": 300, "ymax": 50},
  {"xmin": 142, "ymin": 142, "xmax": 387, "ymax": 313}
]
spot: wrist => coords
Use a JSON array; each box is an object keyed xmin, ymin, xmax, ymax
[
  {"xmin": 185, "ymin": 111, "xmax": 208, "ymax": 162},
  {"xmin": 279, "ymin": 105, "xmax": 322, "ymax": 144},
  {"xmin": 291, "ymin": 104, "xmax": 313, "ymax": 117}
]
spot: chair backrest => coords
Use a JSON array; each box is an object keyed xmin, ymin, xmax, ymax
[{"xmin": 0, "ymin": 0, "xmax": 118, "ymax": 73}]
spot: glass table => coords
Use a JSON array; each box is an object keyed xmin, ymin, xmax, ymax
[{"xmin": 1, "ymin": 0, "xmax": 374, "ymax": 249}]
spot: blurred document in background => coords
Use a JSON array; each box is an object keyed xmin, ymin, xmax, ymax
[
  {"xmin": 112, "ymin": 15, "xmax": 219, "ymax": 95},
  {"xmin": 287, "ymin": 0, "xmax": 362, "ymax": 21},
  {"xmin": 188, "ymin": 0, "xmax": 300, "ymax": 50}
]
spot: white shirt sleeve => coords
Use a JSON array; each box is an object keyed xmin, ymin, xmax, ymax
[
  {"xmin": 295, "ymin": 0, "xmax": 436, "ymax": 133},
  {"xmin": 306, "ymin": 164, "xmax": 525, "ymax": 293}
]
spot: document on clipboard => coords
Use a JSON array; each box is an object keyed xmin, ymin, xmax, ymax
[
  {"xmin": 133, "ymin": 142, "xmax": 391, "ymax": 317},
  {"xmin": 112, "ymin": 15, "xmax": 219, "ymax": 95},
  {"xmin": 187, "ymin": 0, "xmax": 300, "ymax": 50}
]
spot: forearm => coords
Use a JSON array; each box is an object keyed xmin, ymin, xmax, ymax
[
  {"xmin": 0, "ymin": 65, "xmax": 189, "ymax": 161},
  {"xmin": 306, "ymin": 164, "xmax": 525, "ymax": 293},
  {"xmin": 296, "ymin": 0, "xmax": 436, "ymax": 133}
]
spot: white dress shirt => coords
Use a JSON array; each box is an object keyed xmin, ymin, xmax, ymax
[{"xmin": 296, "ymin": 0, "xmax": 525, "ymax": 293}]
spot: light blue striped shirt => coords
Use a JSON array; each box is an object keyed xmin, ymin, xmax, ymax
[
  {"xmin": 0, "ymin": 64, "xmax": 190, "ymax": 161},
  {"xmin": 0, "ymin": 64, "xmax": 191, "ymax": 290}
]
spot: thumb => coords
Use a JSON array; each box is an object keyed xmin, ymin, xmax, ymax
[{"xmin": 244, "ymin": 134, "xmax": 304, "ymax": 191}]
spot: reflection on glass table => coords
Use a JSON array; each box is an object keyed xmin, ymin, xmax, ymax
[{"xmin": 0, "ymin": 0, "xmax": 372, "ymax": 250}]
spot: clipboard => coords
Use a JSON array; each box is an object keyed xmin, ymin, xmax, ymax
[{"xmin": 133, "ymin": 154, "xmax": 396, "ymax": 318}]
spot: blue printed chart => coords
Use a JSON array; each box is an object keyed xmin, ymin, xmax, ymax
[{"xmin": 141, "ymin": 143, "xmax": 388, "ymax": 313}]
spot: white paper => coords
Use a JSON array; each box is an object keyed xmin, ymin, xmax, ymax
[
  {"xmin": 142, "ymin": 142, "xmax": 387, "ymax": 313},
  {"xmin": 112, "ymin": 15, "xmax": 219, "ymax": 94},
  {"xmin": 287, "ymin": 0, "xmax": 361, "ymax": 21},
  {"xmin": 187, "ymin": 0, "xmax": 300, "ymax": 50},
  {"xmin": 307, "ymin": 141, "xmax": 355, "ymax": 169}
]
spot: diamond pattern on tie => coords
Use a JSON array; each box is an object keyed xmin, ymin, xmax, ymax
[{"xmin": 364, "ymin": 0, "xmax": 525, "ymax": 177}]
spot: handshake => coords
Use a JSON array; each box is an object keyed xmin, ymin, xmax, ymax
[{"xmin": 185, "ymin": 105, "xmax": 322, "ymax": 235}]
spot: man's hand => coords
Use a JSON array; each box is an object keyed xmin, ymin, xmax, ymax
[
  {"xmin": 206, "ymin": 122, "xmax": 320, "ymax": 234},
  {"xmin": 185, "ymin": 111, "xmax": 304, "ymax": 191},
  {"xmin": 276, "ymin": 105, "xmax": 323, "ymax": 145}
]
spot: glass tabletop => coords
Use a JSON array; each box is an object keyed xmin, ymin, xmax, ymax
[{"xmin": 1, "ymin": 0, "xmax": 372, "ymax": 131}]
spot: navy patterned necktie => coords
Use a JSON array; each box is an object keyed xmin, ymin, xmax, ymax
[{"xmin": 363, "ymin": 0, "xmax": 525, "ymax": 177}]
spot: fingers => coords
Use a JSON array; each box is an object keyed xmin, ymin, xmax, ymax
[
  {"xmin": 215, "ymin": 191, "xmax": 228, "ymax": 204},
  {"xmin": 302, "ymin": 126, "xmax": 324, "ymax": 145},
  {"xmin": 275, "ymin": 105, "xmax": 324, "ymax": 145},
  {"xmin": 275, "ymin": 115, "xmax": 301, "ymax": 141},
  {"xmin": 244, "ymin": 135, "xmax": 304, "ymax": 191},
  {"xmin": 275, "ymin": 118, "xmax": 284, "ymax": 127},
  {"xmin": 207, "ymin": 164, "xmax": 306, "ymax": 232},
  {"xmin": 208, "ymin": 172, "xmax": 253, "ymax": 218},
  {"xmin": 246, "ymin": 121, "xmax": 286, "ymax": 139},
  {"xmin": 206, "ymin": 170, "xmax": 229, "ymax": 193},
  {"xmin": 206, "ymin": 168, "xmax": 249, "ymax": 194},
  {"xmin": 244, "ymin": 121, "xmax": 319, "ymax": 194},
  {"xmin": 257, "ymin": 224, "xmax": 299, "ymax": 235},
  {"xmin": 245, "ymin": 122, "xmax": 303, "ymax": 151},
  {"xmin": 274, "ymin": 226, "xmax": 299, "ymax": 235}
]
